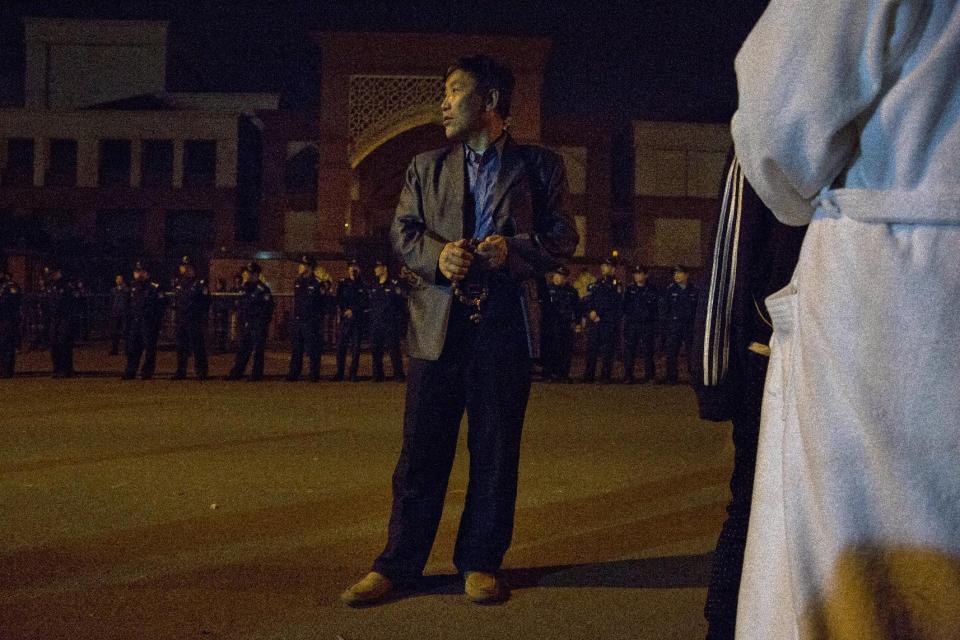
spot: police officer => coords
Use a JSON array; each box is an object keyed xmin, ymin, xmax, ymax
[
  {"xmin": 333, "ymin": 259, "xmax": 368, "ymax": 382},
  {"xmin": 541, "ymin": 266, "xmax": 580, "ymax": 382},
  {"xmin": 0, "ymin": 270, "xmax": 22, "ymax": 378},
  {"xmin": 41, "ymin": 263, "xmax": 80, "ymax": 378},
  {"xmin": 622, "ymin": 265, "xmax": 661, "ymax": 384},
  {"xmin": 368, "ymin": 259, "xmax": 406, "ymax": 383},
  {"xmin": 581, "ymin": 259, "xmax": 622, "ymax": 383},
  {"xmin": 122, "ymin": 261, "xmax": 167, "ymax": 380},
  {"xmin": 227, "ymin": 261, "xmax": 275, "ymax": 381},
  {"xmin": 286, "ymin": 255, "xmax": 325, "ymax": 382},
  {"xmin": 172, "ymin": 256, "xmax": 210, "ymax": 380},
  {"xmin": 663, "ymin": 264, "xmax": 699, "ymax": 384},
  {"xmin": 108, "ymin": 274, "xmax": 129, "ymax": 355}
]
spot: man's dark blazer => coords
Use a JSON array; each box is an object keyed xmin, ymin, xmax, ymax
[{"xmin": 391, "ymin": 134, "xmax": 579, "ymax": 361}]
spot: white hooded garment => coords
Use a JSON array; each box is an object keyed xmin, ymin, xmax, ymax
[{"xmin": 732, "ymin": 1, "xmax": 960, "ymax": 639}]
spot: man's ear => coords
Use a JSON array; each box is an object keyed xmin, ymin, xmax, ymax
[{"xmin": 485, "ymin": 88, "xmax": 500, "ymax": 113}]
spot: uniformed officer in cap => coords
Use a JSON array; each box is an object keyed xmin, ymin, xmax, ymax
[
  {"xmin": 367, "ymin": 259, "xmax": 406, "ymax": 382},
  {"xmin": 540, "ymin": 266, "xmax": 579, "ymax": 382},
  {"xmin": 621, "ymin": 265, "xmax": 661, "ymax": 383},
  {"xmin": 286, "ymin": 255, "xmax": 325, "ymax": 382},
  {"xmin": 227, "ymin": 261, "xmax": 275, "ymax": 381},
  {"xmin": 0, "ymin": 269, "xmax": 23, "ymax": 378},
  {"xmin": 122, "ymin": 260, "xmax": 167, "ymax": 380},
  {"xmin": 171, "ymin": 256, "xmax": 211, "ymax": 380},
  {"xmin": 41, "ymin": 262, "xmax": 80, "ymax": 378},
  {"xmin": 663, "ymin": 264, "xmax": 699, "ymax": 384},
  {"xmin": 580, "ymin": 258, "xmax": 622, "ymax": 383},
  {"xmin": 333, "ymin": 258, "xmax": 368, "ymax": 382},
  {"xmin": 108, "ymin": 274, "xmax": 130, "ymax": 356}
]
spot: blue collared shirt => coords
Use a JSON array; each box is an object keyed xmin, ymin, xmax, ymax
[{"xmin": 464, "ymin": 134, "xmax": 506, "ymax": 239}]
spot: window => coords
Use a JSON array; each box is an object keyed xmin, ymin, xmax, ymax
[
  {"xmin": 46, "ymin": 139, "xmax": 78, "ymax": 186},
  {"xmin": 3, "ymin": 138, "xmax": 34, "ymax": 186}
]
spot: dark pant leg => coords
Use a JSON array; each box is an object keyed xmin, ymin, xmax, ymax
[
  {"xmin": 305, "ymin": 323, "xmax": 321, "ymax": 380},
  {"xmin": 288, "ymin": 322, "xmax": 305, "ymax": 379},
  {"xmin": 583, "ymin": 323, "xmax": 600, "ymax": 381},
  {"xmin": 251, "ymin": 328, "xmax": 267, "ymax": 379},
  {"xmin": 641, "ymin": 324, "xmax": 657, "ymax": 380},
  {"xmin": 0, "ymin": 337, "xmax": 14, "ymax": 377},
  {"xmin": 623, "ymin": 323, "xmax": 640, "ymax": 381},
  {"xmin": 175, "ymin": 326, "xmax": 190, "ymax": 376},
  {"xmin": 370, "ymin": 327, "xmax": 385, "ymax": 379},
  {"xmin": 230, "ymin": 329, "xmax": 253, "ymax": 377},
  {"xmin": 193, "ymin": 325, "xmax": 208, "ymax": 377},
  {"xmin": 558, "ymin": 327, "xmax": 573, "ymax": 379},
  {"xmin": 387, "ymin": 332, "xmax": 404, "ymax": 378},
  {"xmin": 599, "ymin": 323, "xmax": 615, "ymax": 381},
  {"xmin": 349, "ymin": 324, "xmax": 362, "ymax": 378},
  {"xmin": 704, "ymin": 353, "xmax": 766, "ymax": 639},
  {"xmin": 64, "ymin": 337, "xmax": 74, "ymax": 375},
  {"xmin": 335, "ymin": 321, "xmax": 350, "ymax": 377},
  {"xmin": 125, "ymin": 331, "xmax": 144, "ymax": 377},
  {"xmin": 110, "ymin": 316, "xmax": 123, "ymax": 354},
  {"xmin": 453, "ymin": 324, "xmax": 531, "ymax": 574},
  {"xmin": 664, "ymin": 324, "xmax": 682, "ymax": 382},
  {"xmin": 373, "ymin": 346, "xmax": 468, "ymax": 582},
  {"xmin": 141, "ymin": 329, "xmax": 158, "ymax": 377}
]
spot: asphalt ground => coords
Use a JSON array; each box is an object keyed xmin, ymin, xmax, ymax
[{"xmin": 0, "ymin": 347, "xmax": 733, "ymax": 640}]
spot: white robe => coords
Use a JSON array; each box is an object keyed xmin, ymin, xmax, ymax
[{"xmin": 732, "ymin": 1, "xmax": 960, "ymax": 638}]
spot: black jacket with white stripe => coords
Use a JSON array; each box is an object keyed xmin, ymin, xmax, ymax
[{"xmin": 690, "ymin": 152, "xmax": 807, "ymax": 422}]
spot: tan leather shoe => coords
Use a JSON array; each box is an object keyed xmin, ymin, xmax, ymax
[
  {"xmin": 464, "ymin": 571, "xmax": 505, "ymax": 604},
  {"xmin": 340, "ymin": 571, "xmax": 394, "ymax": 607}
]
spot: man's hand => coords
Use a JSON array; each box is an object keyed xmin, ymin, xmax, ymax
[
  {"xmin": 476, "ymin": 235, "xmax": 508, "ymax": 270},
  {"xmin": 439, "ymin": 239, "xmax": 474, "ymax": 283},
  {"xmin": 589, "ymin": 310, "xmax": 600, "ymax": 323}
]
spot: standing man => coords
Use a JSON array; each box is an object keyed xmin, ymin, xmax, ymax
[
  {"xmin": 227, "ymin": 261, "xmax": 274, "ymax": 381},
  {"xmin": 171, "ymin": 256, "xmax": 210, "ymax": 380},
  {"xmin": 367, "ymin": 259, "xmax": 406, "ymax": 382},
  {"xmin": 341, "ymin": 54, "xmax": 577, "ymax": 606},
  {"xmin": 662, "ymin": 265, "xmax": 698, "ymax": 384},
  {"xmin": 41, "ymin": 263, "xmax": 79, "ymax": 378},
  {"xmin": 212, "ymin": 278, "xmax": 231, "ymax": 353},
  {"xmin": 108, "ymin": 274, "xmax": 129, "ymax": 356},
  {"xmin": 0, "ymin": 270, "xmax": 22, "ymax": 378},
  {"xmin": 540, "ymin": 266, "xmax": 579, "ymax": 382},
  {"xmin": 621, "ymin": 265, "xmax": 660, "ymax": 384},
  {"xmin": 286, "ymin": 255, "xmax": 325, "ymax": 382},
  {"xmin": 122, "ymin": 261, "xmax": 167, "ymax": 380},
  {"xmin": 580, "ymin": 259, "xmax": 621, "ymax": 384},
  {"xmin": 333, "ymin": 259, "xmax": 367, "ymax": 382}
]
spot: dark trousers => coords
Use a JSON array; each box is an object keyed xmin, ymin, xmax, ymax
[
  {"xmin": 704, "ymin": 352, "xmax": 766, "ymax": 640},
  {"xmin": 175, "ymin": 323, "xmax": 208, "ymax": 378},
  {"xmin": 373, "ymin": 305, "xmax": 532, "ymax": 582},
  {"xmin": 288, "ymin": 320, "xmax": 322, "ymax": 380},
  {"xmin": 124, "ymin": 326, "xmax": 159, "ymax": 378},
  {"xmin": 109, "ymin": 315, "xmax": 125, "ymax": 354},
  {"xmin": 664, "ymin": 322, "xmax": 693, "ymax": 383},
  {"xmin": 370, "ymin": 324, "xmax": 404, "ymax": 380},
  {"xmin": 541, "ymin": 321, "xmax": 574, "ymax": 379},
  {"xmin": 335, "ymin": 319, "xmax": 362, "ymax": 378},
  {"xmin": 623, "ymin": 321, "xmax": 656, "ymax": 381},
  {"xmin": 230, "ymin": 325, "xmax": 268, "ymax": 379},
  {"xmin": 583, "ymin": 321, "xmax": 616, "ymax": 381}
]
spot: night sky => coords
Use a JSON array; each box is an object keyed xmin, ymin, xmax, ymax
[{"xmin": 2, "ymin": 0, "xmax": 769, "ymax": 121}]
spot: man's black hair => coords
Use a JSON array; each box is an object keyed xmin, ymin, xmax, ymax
[{"xmin": 445, "ymin": 55, "xmax": 515, "ymax": 119}]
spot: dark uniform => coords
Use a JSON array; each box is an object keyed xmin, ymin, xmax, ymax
[
  {"xmin": 172, "ymin": 258, "xmax": 210, "ymax": 380},
  {"xmin": 109, "ymin": 278, "xmax": 129, "ymax": 355},
  {"xmin": 212, "ymin": 279, "xmax": 231, "ymax": 352},
  {"xmin": 540, "ymin": 268, "xmax": 579, "ymax": 382},
  {"xmin": 123, "ymin": 265, "xmax": 167, "ymax": 380},
  {"xmin": 621, "ymin": 268, "xmax": 661, "ymax": 383},
  {"xmin": 663, "ymin": 268, "xmax": 699, "ymax": 384},
  {"xmin": 0, "ymin": 274, "xmax": 22, "ymax": 377},
  {"xmin": 286, "ymin": 256, "xmax": 326, "ymax": 382},
  {"xmin": 227, "ymin": 262, "xmax": 275, "ymax": 381},
  {"xmin": 334, "ymin": 262, "xmax": 368, "ymax": 381},
  {"xmin": 42, "ymin": 269, "xmax": 80, "ymax": 378},
  {"xmin": 367, "ymin": 263, "xmax": 406, "ymax": 382},
  {"xmin": 581, "ymin": 267, "xmax": 622, "ymax": 383}
]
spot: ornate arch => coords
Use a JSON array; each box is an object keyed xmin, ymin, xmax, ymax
[{"xmin": 348, "ymin": 74, "xmax": 444, "ymax": 169}]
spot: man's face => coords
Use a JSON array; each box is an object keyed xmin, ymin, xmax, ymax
[
  {"xmin": 134, "ymin": 269, "xmax": 148, "ymax": 282},
  {"xmin": 633, "ymin": 271, "xmax": 647, "ymax": 285},
  {"xmin": 348, "ymin": 265, "xmax": 360, "ymax": 279},
  {"xmin": 115, "ymin": 275, "xmax": 124, "ymax": 286},
  {"xmin": 601, "ymin": 263, "xmax": 614, "ymax": 277},
  {"xmin": 178, "ymin": 264, "xmax": 188, "ymax": 277},
  {"xmin": 551, "ymin": 273, "xmax": 565, "ymax": 286},
  {"xmin": 374, "ymin": 264, "xmax": 386, "ymax": 279},
  {"xmin": 441, "ymin": 69, "xmax": 487, "ymax": 141},
  {"xmin": 674, "ymin": 270, "xmax": 688, "ymax": 285},
  {"xmin": 297, "ymin": 263, "xmax": 308, "ymax": 276}
]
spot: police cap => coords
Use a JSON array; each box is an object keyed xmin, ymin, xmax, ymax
[
  {"xmin": 299, "ymin": 254, "xmax": 316, "ymax": 268},
  {"xmin": 632, "ymin": 264, "xmax": 648, "ymax": 274},
  {"xmin": 555, "ymin": 266, "xmax": 570, "ymax": 276},
  {"xmin": 673, "ymin": 264, "xmax": 688, "ymax": 274},
  {"xmin": 244, "ymin": 261, "xmax": 262, "ymax": 274}
]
